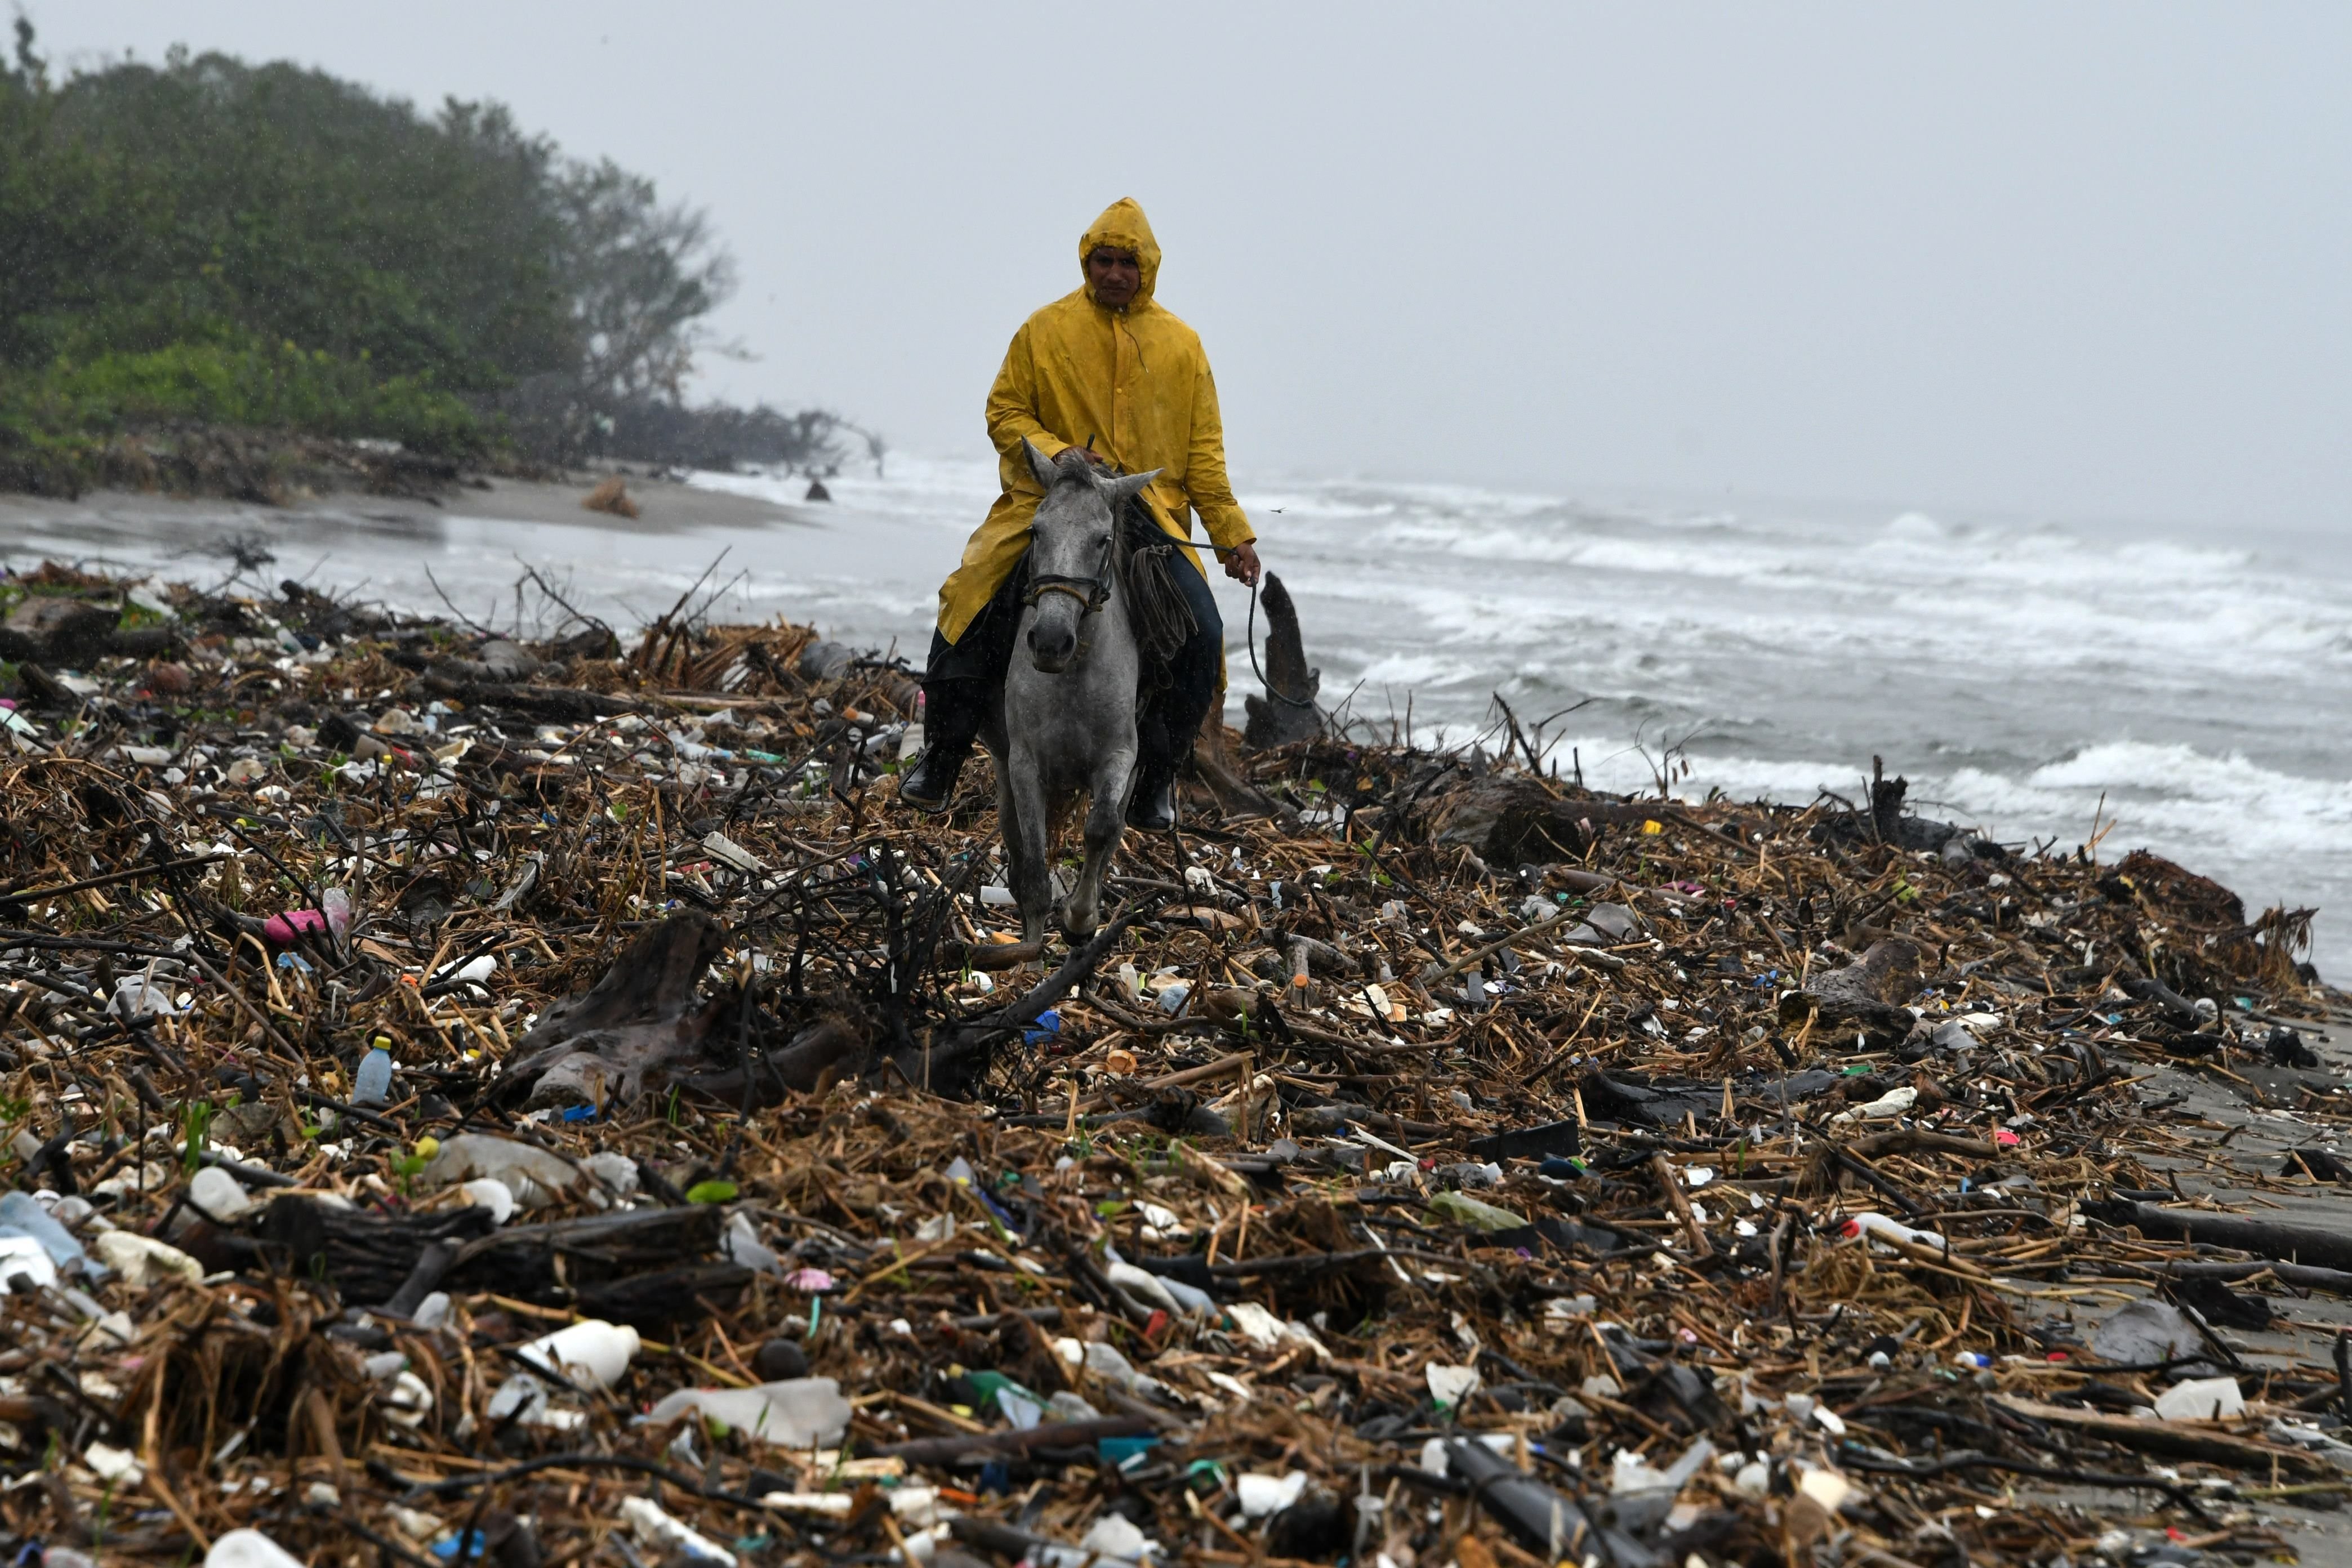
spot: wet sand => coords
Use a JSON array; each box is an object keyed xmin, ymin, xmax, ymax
[
  {"xmin": 0, "ymin": 471, "xmax": 819, "ymax": 552},
  {"xmin": 0, "ymin": 473, "xmax": 948, "ymax": 647},
  {"xmin": 2035, "ymin": 1010, "xmax": 2352, "ymax": 1556}
]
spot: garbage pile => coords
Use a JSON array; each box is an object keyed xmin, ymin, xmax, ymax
[{"xmin": 3, "ymin": 556, "xmax": 2349, "ymax": 1567}]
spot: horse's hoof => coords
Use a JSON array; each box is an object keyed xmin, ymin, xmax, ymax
[{"xmin": 1056, "ymin": 902, "xmax": 1098, "ymax": 941}]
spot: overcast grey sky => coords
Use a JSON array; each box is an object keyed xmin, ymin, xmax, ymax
[{"xmin": 35, "ymin": 3, "xmax": 2352, "ymax": 532}]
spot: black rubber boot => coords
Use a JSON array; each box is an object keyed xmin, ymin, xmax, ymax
[
  {"xmin": 1125, "ymin": 701, "xmax": 1181, "ymax": 830},
  {"xmin": 899, "ymin": 679, "xmax": 987, "ymax": 813},
  {"xmin": 1126, "ymin": 760, "xmax": 1179, "ymax": 831},
  {"xmin": 1125, "ymin": 550, "xmax": 1222, "ymax": 831}
]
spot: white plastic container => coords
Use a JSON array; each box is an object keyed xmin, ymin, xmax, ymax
[
  {"xmin": 188, "ymin": 1165, "xmax": 255, "ymax": 1220},
  {"xmin": 0, "ymin": 1233, "xmax": 60, "ymax": 1290},
  {"xmin": 206, "ymin": 1530, "xmax": 308, "ymax": 1568},
  {"xmin": 2155, "ymin": 1376, "xmax": 2244, "ymax": 1422},
  {"xmin": 515, "ymin": 1318, "xmax": 640, "ymax": 1389},
  {"xmin": 644, "ymin": 1377, "xmax": 850, "ymax": 1447}
]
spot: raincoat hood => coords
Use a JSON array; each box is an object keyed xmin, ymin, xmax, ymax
[{"xmin": 1079, "ymin": 197, "xmax": 1161, "ymax": 306}]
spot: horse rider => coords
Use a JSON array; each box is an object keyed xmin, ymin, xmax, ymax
[{"xmin": 898, "ymin": 197, "xmax": 1262, "ymax": 828}]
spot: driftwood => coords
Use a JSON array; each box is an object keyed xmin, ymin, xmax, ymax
[
  {"xmin": 1240, "ymin": 573, "xmax": 1323, "ymax": 750},
  {"xmin": 0, "ymin": 596, "xmax": 177, "ymax": 666},
  {"xmin": 502, "ymin": 914, "xmax": 729, "ymax": 1108},
  {"xmin": 1992, "ymin": 1395, "xmax": 2333, "ymax": 1478},
  {"xmin": 244, "ymin": 1197, "xmax": 730, "ymax": 1312},
  {"xmin": 421, "ymin": 669, "xmax": 642, "ymax": 720},
  {"xmin": 1779, "ymin": 938, "xmax": 1923, "ymax": 1045},
  {"xmin": 2096, "ymin": 1200, "xmax": 2352, "ymax": 1274},
  {"xmin": 683, "ymin": 1017, "xmax": 869, "ymax": 1101},
  {"xmin": 1190, "ymin": 718, "xmax": 1293, "ymax": 821},
  {"xmin": 881, "ymin": 1415, "xmax": 1159, "ymax": 1464},
  {"xmin": 1416, "ymin": 776, "xmax": 1684, "ymax": 870}
]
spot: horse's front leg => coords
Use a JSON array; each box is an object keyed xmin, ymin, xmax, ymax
[
  {"xmin": 1059, "ymin": 749, "xmax": 1135, "ymax": 939},
  {"xmin": 1002, "ymin": 748, "xmax": 1054, "ymax": 945}
]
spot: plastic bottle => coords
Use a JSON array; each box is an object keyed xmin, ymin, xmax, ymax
[
  {"xmin": 460, "ymin": 1178, "xmax": 516, "ymax": 1224},
  {"xmin": 515, "ymin": 1319, "xmax": 640, "ymax": 1389},
  {"xmin": 1841, "ymin": 1211, "xmax": 1950, "ymax": 1253},
  {"xmin": 353, "ymin": 1040, "xmax": 394, "ymax": 1106},
  {"xmin": 620, "ymin": 1497, "xmax": 736, "ymax": 1567},
  {"xmin": 0, "ymin": 1190, "xmax": 90, "ymax": 1273}
]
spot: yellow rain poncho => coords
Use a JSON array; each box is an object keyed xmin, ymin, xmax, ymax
[{"xmin": 936, "ymin": 198, "xmax": 1254, "ymax": 643}]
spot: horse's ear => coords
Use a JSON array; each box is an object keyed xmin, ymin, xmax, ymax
[
  {"xmin": 1101, "ymin": 469, "xmax": 1162, "ymax": 508},
  {"xmin": 1021, "ymin": 438, "xmax": 1063, "ymax": 491}
]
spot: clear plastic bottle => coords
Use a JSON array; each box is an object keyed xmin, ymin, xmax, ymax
[
  {"xmin": 352, "ymin": 1040, "xmax": 394, "ymax": 1106},
  {"xmin": 0, "ymin": 1189, "xmax": 89, "ymax": 1273}
]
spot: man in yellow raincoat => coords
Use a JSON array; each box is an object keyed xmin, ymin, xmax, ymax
[{"xmin": 900, "ymin": 198, "xmax": 1261, "ymax": 828}]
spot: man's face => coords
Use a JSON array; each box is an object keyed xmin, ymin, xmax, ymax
[{"xmin": 1086, "ymin": 247, "xmax": 1141, "ymax": 309}]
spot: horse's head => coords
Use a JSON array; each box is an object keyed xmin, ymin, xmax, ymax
[{"xmin": 1019, "ymin": 438, "xmax": 1160, "ymax": 674}]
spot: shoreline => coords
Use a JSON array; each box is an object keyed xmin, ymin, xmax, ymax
[
  {"xmin": 3, "ymin": 469, "xmax": 2341, "ymax": 985},
  {"xmin": 0, "ymin": 469, "xmax": 822, "ymax": 546}
]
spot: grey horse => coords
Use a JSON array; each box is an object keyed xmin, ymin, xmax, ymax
[{"xmin": 981, "ymin": 440, "xmax": 1161, "ymax": 941}]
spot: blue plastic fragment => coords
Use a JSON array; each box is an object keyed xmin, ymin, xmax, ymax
[
  {"xmin": 559, "ymin": 1104, "xmax": 598, "ymax": 1123},
  {"xmin": 1022, "ymin": 1008, "xmax": 1063, "ymax": 1045}
]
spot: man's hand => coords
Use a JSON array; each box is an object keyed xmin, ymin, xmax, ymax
[
  {"xmin": 1222, "ymin": 540, "xmax": 1263, "ymax": 587},
  {"xmin": 1066, "ymin": 444, "xmax": 1111, "ymax": 471}
]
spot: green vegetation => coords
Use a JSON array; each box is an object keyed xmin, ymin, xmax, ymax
[{"xmin": 0, "ymin": 21, "xmax": 848, "ymax": 494}]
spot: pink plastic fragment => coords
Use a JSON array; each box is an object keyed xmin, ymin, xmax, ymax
[
  {"xmin": 262, "ymin": 909, "xmax": 332, "ymax": 944},
  {"xmin": 1994, "ymin": 1128, "xmax": 2021, "ymax": 1147},
  {"xmin": 784, "ymin": 1268, "xmax": 835, "ymax": 1292},
  {"xmin": 260, "ymin": 889, "xmax": 353, "ymax": 946}
]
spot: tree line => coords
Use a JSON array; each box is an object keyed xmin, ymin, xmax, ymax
[{"xmin": 0, "ymin": 21, "xmax": 860, "ymax": 492}]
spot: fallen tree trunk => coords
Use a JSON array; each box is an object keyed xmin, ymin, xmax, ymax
[
  {"xmin": 2096, "ymin": 1200, "xmax": 2352, "ymax": 1274},
  {"xmin": 1992, "ymin": 1395, "xmax": 2333, "ymax": 1478}
]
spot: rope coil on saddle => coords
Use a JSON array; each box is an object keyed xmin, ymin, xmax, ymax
[{"xmin": 1117, "ymin": 498, "xmax": 1196, "ymax": 671}]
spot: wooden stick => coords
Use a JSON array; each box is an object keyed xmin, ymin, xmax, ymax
[{"xmin": 1652, "ymin": 1153, "xmax": 1713, "ymax": 1259}]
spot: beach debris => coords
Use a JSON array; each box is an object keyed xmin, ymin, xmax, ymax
[
  {"xmin": 0, "ymin": 553, "xmax": 2338, "ymax": 1567},
  {"xmin": 582, "ymin": 474, "xmax": 640, "ymax": 518},
  {"xmin": 1239, "ymin": 572, "xmax": 1322, "ymax": 749}
]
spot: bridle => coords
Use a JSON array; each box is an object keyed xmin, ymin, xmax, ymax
[{"xmin": 1021, "ymin": 528, "xmax": 1118, "ymax": 618}]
